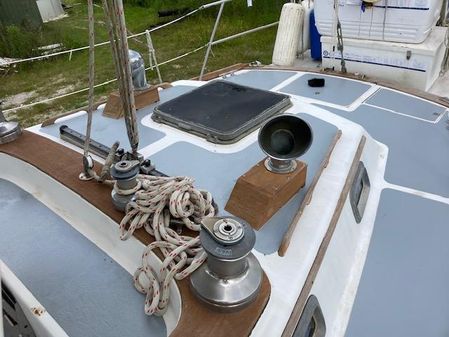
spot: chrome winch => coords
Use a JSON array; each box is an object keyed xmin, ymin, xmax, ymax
[
  {"xmin": 190, "ymin": 217, "xmax": 263, "ymax": 312},
  {"xmin": 110, "ymin": 160, "xmax": 140, "ymax": 212},
  {"xmin": 129, "ymin": 49, "xmax": 149, "ymax": 91},
  {"xmin": 0, "ymin": 102, "xmax": 21, "ymax": 145}
]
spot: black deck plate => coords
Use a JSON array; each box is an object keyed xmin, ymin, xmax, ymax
[{"xmin": 152, "ymin": 80, "xmax": 291, "ymax": 144}]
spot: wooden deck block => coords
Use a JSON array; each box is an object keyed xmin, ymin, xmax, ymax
[
  {"xmin": 103, "ymin": 86, "xmax": 160, "ymax": 119},
  {"xmin": 225, "ymin": 159, "xmax": 307, "ymax": 230}
]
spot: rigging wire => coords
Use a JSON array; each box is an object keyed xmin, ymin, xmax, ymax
[
  {"xmin": 102, "ymin": 0, "xmax": 139, "ymax": 156},
  {"xmin": 83, "ymin": 0, "xmax": 95, "ymax": 158},
  {"xmin": 333, "ymin": 0, "xmax": 347, "ymax": 73}
]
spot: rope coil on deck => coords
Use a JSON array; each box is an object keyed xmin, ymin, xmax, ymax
[{"xmin": 118, "ymin": 175, "xmax": 215, "ymax": 316}]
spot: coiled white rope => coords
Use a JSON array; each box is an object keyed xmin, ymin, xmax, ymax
[{"xmin": 118, "ymin": 175, "xmax": 215, "ymax": 316}]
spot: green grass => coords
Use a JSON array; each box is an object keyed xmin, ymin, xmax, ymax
[{"xmin": 0, "ymin": 0, "xmax": 284, "ymax": 127}]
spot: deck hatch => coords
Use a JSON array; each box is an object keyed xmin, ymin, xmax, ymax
[
  {"xmin": 152, "ymin": 80, "xmax": 292, "ymax": 144},
  {"xmin": 350, "ymin": 161, "xmax": 370, "ymax": 223}
]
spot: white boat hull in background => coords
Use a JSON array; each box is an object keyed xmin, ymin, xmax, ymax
[
  {"xmin": 314, "ymin": 0, "xmax": 443, "ymax": 43},
  {"xmin": 321, "ymin": 27, "xmax": 448, "ymax": 91}
]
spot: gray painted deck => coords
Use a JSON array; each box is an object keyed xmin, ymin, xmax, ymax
[
  {"xmin": 318, "ymin": 103, "xmax": 449, "ymax": 198},
  {"xmin": 280, "ymin": 73, "xmax": 372, "ymax": 106},
  {"xmin": 0, "ymin": 179, "xmax": 166, "ymax": 337},
  {"xmin": 224, "ymin": 70, "xmax": 296, "ymax": 90},
  {"xmin": 366, "ymin": 88, "xmax": 446, "ymax": 122},
  {"xmin": 150, "ymin": 113, "xmax": 338, "ymax": 254},
  {"xmin": 345, "ymin": 189, "xmax": 449, "ymax": 337}
]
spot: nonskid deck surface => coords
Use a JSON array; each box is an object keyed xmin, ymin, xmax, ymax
[
  {"xmin": 223, "ymin": 70, "xmax": 296, "ymax": 90},
  {"xmin": 345, "ymin": 190, "xmax": 449, "ymax": 337},
  {"xmin": 280, "ymin": 73, "xmax": 372, "ymax": 107},
  {"xmin": 0, "ymin": 179, "xmax": 166, "ymax": 337},
  {"xmin": 317, "ymin": 101, "xmax": 449, "ymax": 198},
  {"xmin": 365, "ymin": 88, "xmax": 446, "ymax": 122}
]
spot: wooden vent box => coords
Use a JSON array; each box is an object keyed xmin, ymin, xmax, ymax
[
  {"xmin": 225, "ymin": 159, "xmax": 307, "ymax": 230},
  {"xmin": 103, "ymin": 86, "xmax": 160, "ymax": 119}
]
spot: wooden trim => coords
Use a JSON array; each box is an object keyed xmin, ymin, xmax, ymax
[
  {"xmin": 250, "ymin": 65, "xmax": 449, "ymax": 108},
  {"xmin": 278, "ymin": 130, "xmax": 342, "ymax": 257},
  {"xmin": 226, "ymin": 160, "xmax": 307, "ymax": 230},
  {"xmin": 281, "ymin": 135, "xmax": 366, "ymax": 337},
  {"xmin": 191, "ymin": 63, "xmax": 248, "ymax": 81}
]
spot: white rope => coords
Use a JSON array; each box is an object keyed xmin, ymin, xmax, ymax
[{"xmin": 117, "ymin": 175, "xmax": 215, "ymax": 316}]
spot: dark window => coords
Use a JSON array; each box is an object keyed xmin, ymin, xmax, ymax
[
  {"xmin": 2, "ymin": 282, "xmax": 36, "ymax": 337},
  {"xmin": 350, "ymin": 161, "xmax": 370, "ymax": 223},
  {"xmin": 293, "ymin": 295, "xmax": 326, "ymax": 337}
]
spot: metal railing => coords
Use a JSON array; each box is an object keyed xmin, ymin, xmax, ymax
[{"xmin": 2, "ymin": 0, "xmax": 278, "ymax": 115}]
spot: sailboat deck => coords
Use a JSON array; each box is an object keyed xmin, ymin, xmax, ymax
[
  {"xmin": 0, "ymin": 178, "xmax": 166, "ymax": 337},
  {"xmin": 1, "ymin": 68, "xmax": 449, "ymax": 336}
]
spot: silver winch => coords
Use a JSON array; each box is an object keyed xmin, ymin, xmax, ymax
[
  {"xmin": 0, "ymin": 102, "xmax": 22, "ymax": 145},
  {"xmin": 190, "ymin": 217, "xmax": 263, "ymax": 312},
  {"xmin": 129, "ymin": 49, "xmax": 149, "ymax": 91},
  {"xmin": 110, "ymin": 160, "xmax": 140, "ymax": 212}
]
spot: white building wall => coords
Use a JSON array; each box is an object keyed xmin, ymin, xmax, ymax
[{"xmin": 36, "ymin": 0, "xmax": 64, "ymax": 22}]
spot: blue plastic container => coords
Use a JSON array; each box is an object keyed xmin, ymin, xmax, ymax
[{"xmin": 310, "ymin": 10, "xmax": 322, "ymax": 61}]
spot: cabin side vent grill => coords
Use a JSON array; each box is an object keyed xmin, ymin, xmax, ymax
[
  {"xmin": 2, "ymin": 282, "xmax": 37, "ymax": 337},
  {"xmin": 293, "ymin": 295, "xmax": 326, "ymax": 337},
  {"xmin": 350, "ymin": 161, "xmax": 371, "ymax": 223}
]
